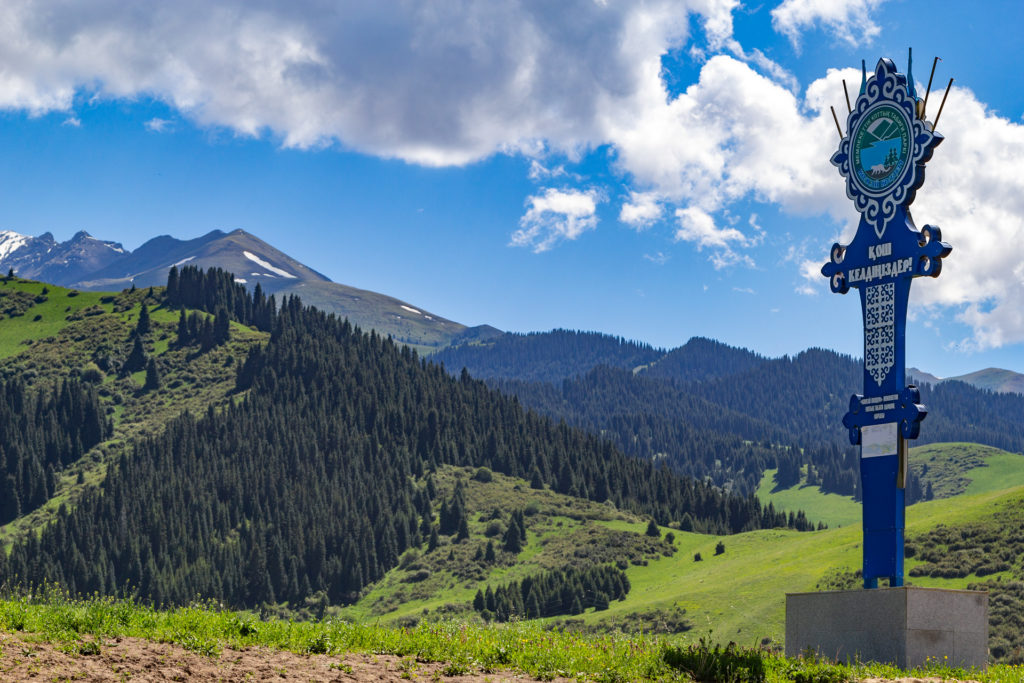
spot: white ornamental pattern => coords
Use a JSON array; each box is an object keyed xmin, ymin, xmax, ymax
[{"xmin": 864, "ymin": 282, "xmax": 895, "ymax": 386}]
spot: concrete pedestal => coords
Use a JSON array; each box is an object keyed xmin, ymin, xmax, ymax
[{"xmin": 785, "ymin": 587, "xmax": 988, "ymax": 669}]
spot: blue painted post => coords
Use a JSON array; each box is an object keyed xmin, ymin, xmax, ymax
[{"xmin": 821, "ymin": 57, "xmax": 951, "ymax": 588}]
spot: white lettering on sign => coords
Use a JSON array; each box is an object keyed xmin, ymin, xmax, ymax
[
  {"xmin": 868, "ymin": 242, "xmax": 892, "ymax": 260},
  {"xmin": 862, "ymin": 423, "xmax": 898, "ymax": 458},
  {"xmin": 847, "ymin": 257, "xmax": 913, "ymax": 284}
]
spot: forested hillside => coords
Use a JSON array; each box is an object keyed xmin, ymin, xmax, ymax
[
  {"xmin": 437, "ymin": 332, "xmax": 1024, "ymax": 501},
  {"xmin": 431, "ymin": 329, "xmax": 663, "ymax": 382},
  {"xmin": 0, "ymin": 267, "xmax": 813, "ymax": 608},
  {"xmin": 0, "ymin": 378, "xmax": 110, "ymax": 525}
]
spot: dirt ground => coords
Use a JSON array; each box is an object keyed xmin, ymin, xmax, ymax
[
  {"xmin": 0, "ymin": 631, "xmax": 572, "ymax": 682},
  {"xmin": 0, "ymin": 632, "xmax": 980, "ymax": 682}
]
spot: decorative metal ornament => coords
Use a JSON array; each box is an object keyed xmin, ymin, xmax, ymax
[{"xmin": 821, "ymin": 55, "xmax": 952, "ymax": 589}]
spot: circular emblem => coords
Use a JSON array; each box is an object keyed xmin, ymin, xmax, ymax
[{"xmin": 850, "ymin": 103, "xmax": 911, "ymax": 195}]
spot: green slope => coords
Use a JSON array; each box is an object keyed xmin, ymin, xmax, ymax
[
  {"xmin": 0, "ymin": 277, "xmax": 267, "ymax": 549},
  {"xmin": 755, "ymin": 442, "xmax": 1024, "ymax": 530},
  {"xmin": 756, "ymin": 468, "xmax": 862, "ymax": 528},
  {"xmin": 348, "ymin": 465, "xmax": 1024, "ymax": 649}
]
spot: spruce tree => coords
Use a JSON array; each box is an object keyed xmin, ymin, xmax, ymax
[
  {"xmin": 214, "ymin": 307, "xmax": 231, "ymax": 346},
  {"xmin": 124, "ymin": 336, "xmax": 146, "ymax": 374},
  {"xmin": 144, "ymin": 358, "xmax": 161, "ymax": 391},
  {"xmin": 502, "ymin": 520, "xmax": 522, "ymax": 553},
  {"xmin": 136, "ymin": 304, "xmax": 151, "ymax": 336}
]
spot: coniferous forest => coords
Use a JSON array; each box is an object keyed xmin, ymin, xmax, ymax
[
  {"xmin": 438, "ymin": 333, "xmax": 1024, "ymax": 500},
  {"xmin": 0, "ymin": 267, "xmax": 813, "ymax": 608},
  {"xmin": 0, "ymin": 378, "xmax": 110, "ymax": 525}
]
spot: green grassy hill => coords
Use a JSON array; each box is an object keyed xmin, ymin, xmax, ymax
[
  {"xmin": 755, "ymin": 442, "xmax": 1024, "ymax": 530},
  {"xmin": 333, "ymin": 463, "xmax": 1024, "ymax": 651}
]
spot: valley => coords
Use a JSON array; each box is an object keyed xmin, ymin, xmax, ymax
[{"xmin": 1, "ymin": 267, "xmax": 1024, "ymax": 674}]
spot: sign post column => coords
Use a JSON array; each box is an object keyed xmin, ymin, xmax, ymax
[{"xmin": 821, "ymin": 57, "xmax": 950, "ymax": 588}]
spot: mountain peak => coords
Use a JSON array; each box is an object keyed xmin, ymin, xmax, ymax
[{"xmin": 0, "ymin": 230, "xmax": 31, "ymax": 260}]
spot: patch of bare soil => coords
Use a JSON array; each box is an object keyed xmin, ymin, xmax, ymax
[{"xmin": 0, "ymin": 632, "xmax": 571, "ymax": 682}]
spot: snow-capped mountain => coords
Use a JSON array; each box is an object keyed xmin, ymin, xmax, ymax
[
  {"xmin": 0, "ymin": 228, "xmax": 500, "ymax": 350},
  {"xmin": 0, "ymin": 230, "xmax": 125, "ymax": 285}
]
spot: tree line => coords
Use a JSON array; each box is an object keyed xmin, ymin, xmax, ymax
[
  {"xmin": 440, "ymin": 333, "xmax": 1024, "ymax": 500},
  {"xmin": 472, "ymin": 564, "xmax": 630, "ymax": 621}
]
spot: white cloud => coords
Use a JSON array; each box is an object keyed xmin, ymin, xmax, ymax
[
  {"xmin": 620, "ymin": 192, "xmax": 662, "ymax": 229},
  {"xmin": 771, "ymin": 0, "xmax": 886, "ymax": 50},
  {"xmin": 0, "ymin": 1, "xmax": 736, "ymax": 167},
  {"xmin": 61, "ymin": 116, "xmax": 80, "ymax": 127},
  {"xmin": 674, "ymin": 206, "xmax": 752, "ymax": 268},
  {"xmin": 511, "ymin": 188, "xmax": 602, "ymax": 253},
  {"xmin": 796, "ymin": 260, "xmax": 823, "ymax": 296},
  {"xmin": 145, "ymin": 117, "xmax": 173, "ymax": 133},
  {"xmin": 644, "ymin": 251, "xmax": 669, "ymax": 265},
  {"xmin": 903, "ymin": 86, "xmax": 1024, "ymax": 350},
  {"xmin": 606, "ymin": 57, "xmax": 844, "ymax": 225}
]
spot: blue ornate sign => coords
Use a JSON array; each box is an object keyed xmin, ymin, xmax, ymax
[{"xmin": 821, "ymin": 56, "xmax": 952, "ymax": 588}]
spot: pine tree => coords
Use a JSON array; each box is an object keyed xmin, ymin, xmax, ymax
[
  {"xmin": 136, "ymin": 304, "xmax": 151, "ymax": 337},
  {"xmin": 502, "ymin": 519, "xmax": 522, "ymax": 553},
  {"xmin": 176, "ymin": 307, "xmax": 189, "ymax": 346},
  {"xmin": 124, "ymin": 336, "xmax": 147, "ymax": 374},
  {"xmin": 214, "ymin": 307, "xmax": 231, "ymax": 346},
  {"xmin": 144, "ymin": 358, "xmax": 161, "ymax": 391}
]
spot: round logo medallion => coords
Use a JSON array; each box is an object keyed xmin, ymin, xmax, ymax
[{"xmin": 851, "ymin": 103, "xmax": 910, "ymax": 195}]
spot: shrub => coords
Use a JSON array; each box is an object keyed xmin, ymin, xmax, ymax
[{"xmin": 663, "ymin": 637, "xmax": 765, "ymax": 682}]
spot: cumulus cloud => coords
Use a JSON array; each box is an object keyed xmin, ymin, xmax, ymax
[
  {"xmin": 0, "ymin": 0, "xmax": 735, "ymax": 167},
  {"xmin": 620, "ymin": 192, "xmax": 663, "ymax": 229},
  {"xmin": 771, "ymin": 0, "xmax": 886, "ymax": 50},
  {"xmin": 903, "ymin": 87, "xmax": 1024, "ymax": 350},
  {"xmin": 511, "ymin": 188, "xmax": 602, "ymax": 253},
  {"xmin": 674, "ymin": 207, "xmax": 752, "ymax": 268},
  {"xmin": 607, "ymin": 57, "xmax": 844, "ymax": 222}
]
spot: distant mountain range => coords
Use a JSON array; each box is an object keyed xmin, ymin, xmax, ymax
[
  {"xmin": 909, "ymin": 366, "xmax": 1024, "ymax": 395},
  {"xmin": 0, "ymin": 228, "xmax": 500, "ymax": 350}
]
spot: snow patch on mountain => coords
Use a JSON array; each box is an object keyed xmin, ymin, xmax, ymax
[
  {"xmin": 243, "ymin": 251, "xmax": 296, "ymax": 278},
  {"xmin": 400, "ymin": 305, "xmax": 421, "ymax": 315},
  {"xmin": 0, "ymin": 231, "xmax": 30, "ymax": 260},
  {"xmin": 87, "ymin": 235, "xmax": 125, "ymax": 253},
  {"xmin": 172, "ymin": 256, "xmax": 196, "ymax": 267}
]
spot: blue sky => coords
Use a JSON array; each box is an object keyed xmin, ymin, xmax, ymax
[{"xmin": 1, "ymin": 0, "xmax": 1022, "ymax": 377}]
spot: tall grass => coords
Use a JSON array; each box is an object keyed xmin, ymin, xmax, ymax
[{"xmin": 2, "ymin": 586, "xmax": 1023, "ymax": 682}]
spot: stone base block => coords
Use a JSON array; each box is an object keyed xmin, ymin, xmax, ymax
[{"xmin": 785, "ymin": 587, "xmax": 988, "ymax": 669}]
